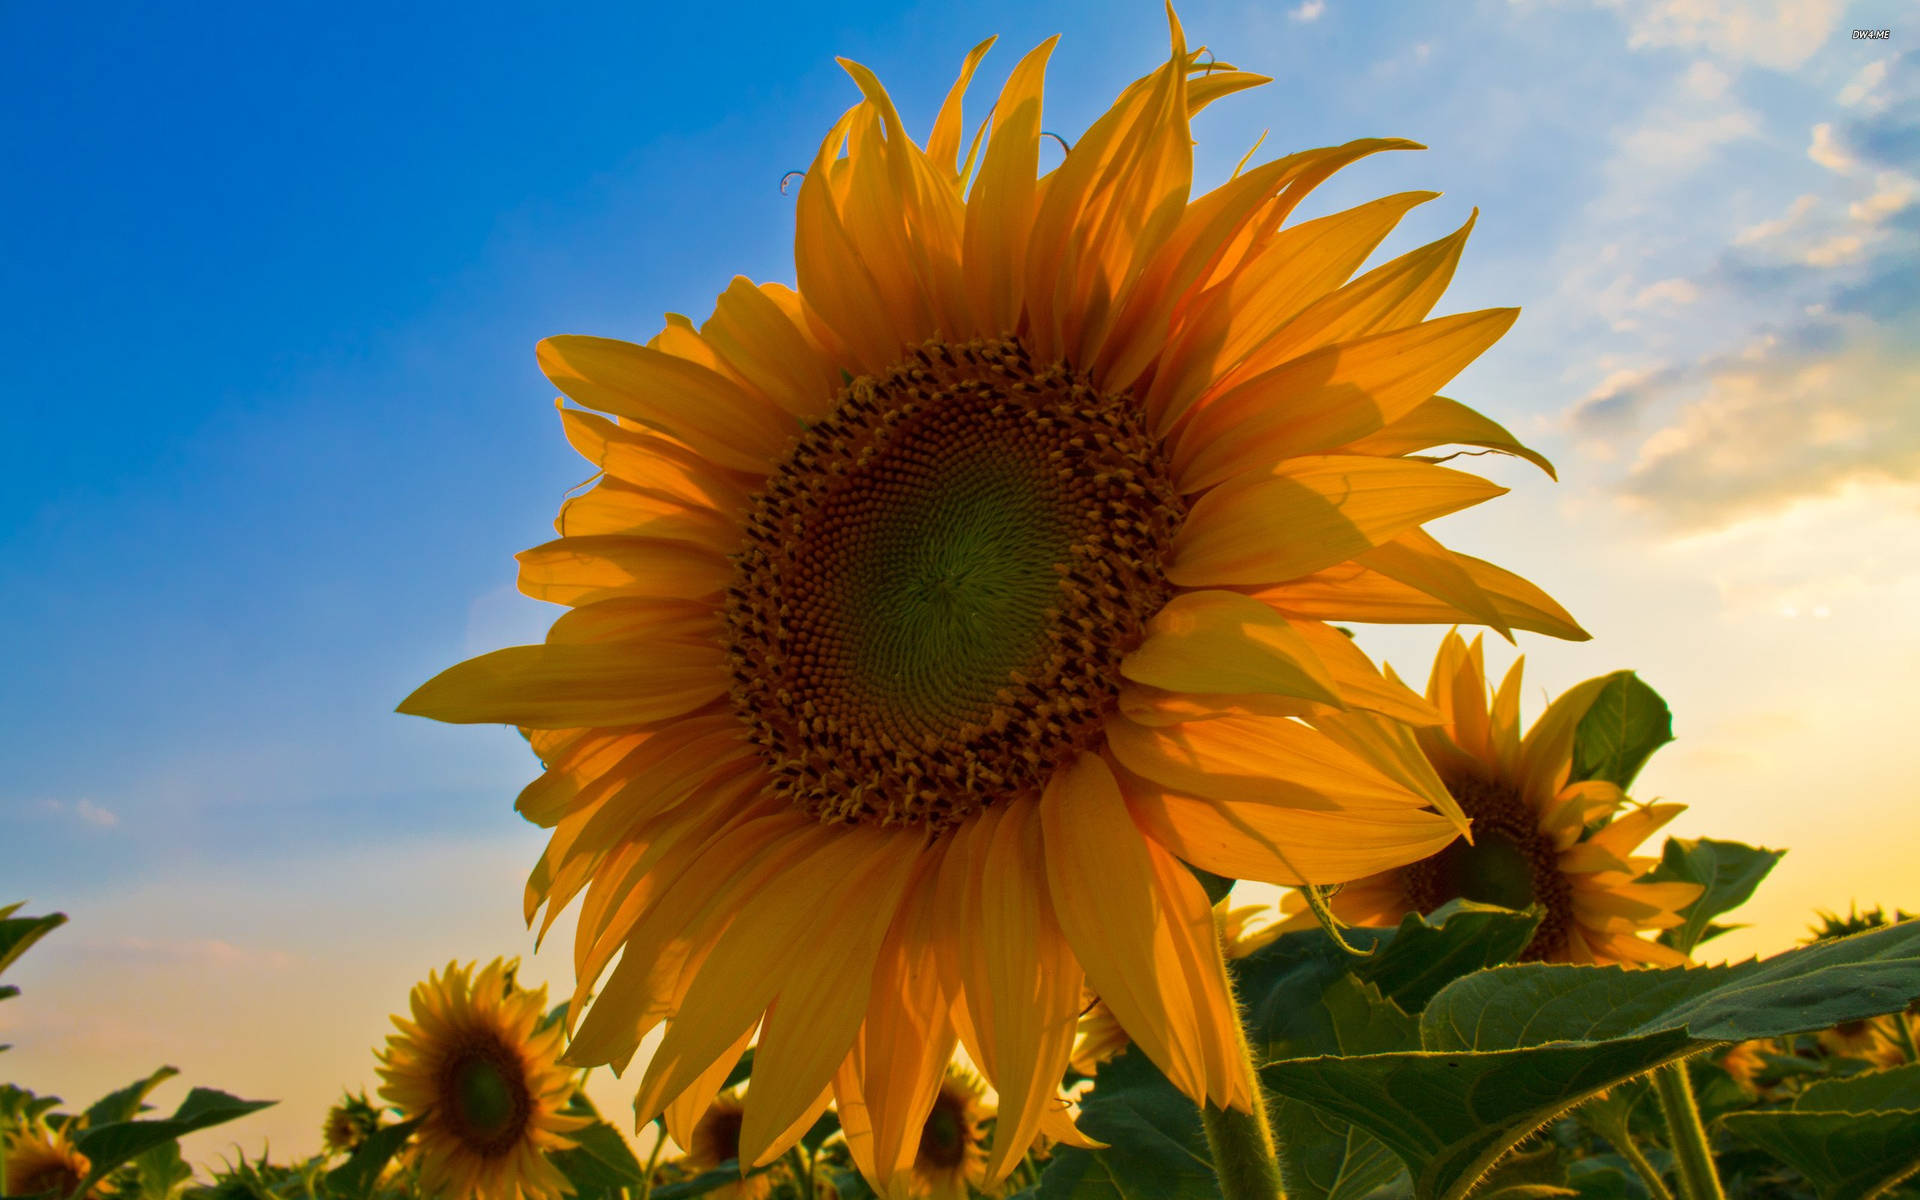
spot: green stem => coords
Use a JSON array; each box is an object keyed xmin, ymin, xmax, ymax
[
  {"xmin": 1653, "ymin": 1062, "xmax": 1725, "ymax": 1200},
  {"xmin": 1199, "ymin": 935, "xmax": 1287, "ymax": 1200},
  {"xmin": 1890, "ymin": 1013, "xmax": 1919, "ymax": 1065},
  {"xmin": 1615, "ymin": 1130, "xmax": 1677, "ymax": 1200},
  {"xmin": 784, "ymin": 1145, "xmax": 814, "ymax": 1200},
  {"xmin": 636, "ymin": 1118, "xmax": 667, "ymax": 1200}
]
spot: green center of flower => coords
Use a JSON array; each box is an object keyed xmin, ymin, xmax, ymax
[
  {"xmin": 1402, "ymin": 774, "xmax": 1572, "ymax": 960},
  {"xmin": 728, "ymin": 336, "xmax": 1183, "ymax": 831},
  {"xmin": 440, "ymin": 1041, "xmax": 530, "ymax": 1155}
]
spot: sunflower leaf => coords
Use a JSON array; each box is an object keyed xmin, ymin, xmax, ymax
[
  {"xmin": 324, "ymin": 1115, "xmax": 424, "ymax": 1198},
  {"xmin": 1265, "ymin": 978, "xmax": 1414, "ymax": 1200},
  {"xmin": 73, "ymin": 1087, "xmax": 276, "ymax": 1196},
  {"xmin": 1570, "ymin": 672, "xmax": 1672, "ymax": 789},
  {"xmin": 1641, "ymin": 838, "xmax": 1785, "ymax": 956},
  {"xmin": 1260, "ymin": 919, "xmax": 1920, "ymax": 1200},
  {"xmin": 1716, "ymin": 1064, "xmax": 1920, "ymax": 1199},
  {"xmin": 82, "ymin": 1065, "xmax": 180, "ymax": 1128},
  {"xmin": 649, "ymin": 1160, "xmax": 778, "ymax": 1199},
  {"xmin": 551, "ymin": 1119, "xmax": 646, "ymax": 1192},
  {"xmin": 0, "ymin": 908, "xmax": 66, "ymax": 980},
  {"xmin": 1036, "ymin": 1046, "xmax": 1220, "ymax": 1199},
  {"xmin": 1355, "ymin": 900, "xmax": 1542, "ymax": 1012}
]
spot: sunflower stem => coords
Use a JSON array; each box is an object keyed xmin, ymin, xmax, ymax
[
  {"xmin": 1200, "ymin": 931, "xmax": 1287, "ymax": 1200},
  {"xmin": 1891, "ymin": 1013, "xmax": 1920, "ymax": 1065},
  {"xmin": 636, "ymin": 1118, "xmax": 667, "ymax": 1200},
  {"xmin": 785, "ymin": 1145, "xmax": 814, "ymax": 1200},
  {"xmin": 1615, "ymin": 1131, "xmax": 1677, "ymax": 1200},
  {"xmin": 1653, "ymin": 1061, "xmax": 1725, "ymax": 1200}
]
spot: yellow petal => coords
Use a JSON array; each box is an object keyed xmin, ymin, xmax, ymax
[
  {"xmin": 544, "ymin": 596, "xmax": 722, "ymax": 648},
  {"xmin": 962, "ymin": 38, "xmax": 1058, "ymax": 335},
  {"xmin": 1517, "ymin": 674, "xmax": 1612, "ymax": 806},
  {"xmin": 1041, "ymin": 754, "xmax": 1248, "ymax": 1109},
  {"xmin": 1171, "ymin": 307, "xmax": 1518, "ymax": 492},
  {"xmin": 538, "ymin": 335, "xmax": 796, "ymax": 475},
  {"xmin": 1121, "ymin": 590, "xmax": 1342, "ymax": 705},
  {"xmin": 1121, "ymin": 769, "xmax": 1462, "ymax": 886},
  {"xmin": 1168, "ymin": 456, "xmax": 1507, "ymax": 587},
  {"xmin": 516, "ymin": 534, "xmax": 732, "ymax": 606},
  {"xmin": 1254, "ymin": 545, "xmax": 1588, "ymax": 641},
  {"xmin": 698, "ymin": 278, "xmax": 842, "ymax": 423},
  {"xmin": 1103, "ymin": 712, "xmax": 1440, "ymax": 814},
  {"xmin": 739, "ymin": 831, "xmax": 923, "ymax": 1165},
  {"xmin": 662, "ymin": 1026, "xmax": 756, "ymax": 1151},
  {"xmin": 1355, "ymin": 529, "xmax": 1511, "ymax": 640},
  {"xmin": 558, "ymin": 405, "xmax": 756, "ymax": 517},
  {"xmin": 1285, "ymin": 620, "xmax": 1443, "ymax": 726},
  {"xmin": 397, "ymin": 640, "xmax": 725, "ymax": 729},
  {"xmin": 1339, "ymin": 393, "xmax": 1556, "ymax": 479},
  {"xmin": 1149, "ymin": 191, "xmax": 1438, "ymax": 434},
  {"xmin": 554, "ymin": 476, "xmax": 738, "ymax": 547},
  {"xmin": 928, "ymin": 37, "xmax": 998, "ymax": 179}
]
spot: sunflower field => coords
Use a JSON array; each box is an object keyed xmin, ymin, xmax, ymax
[{"xmin": 7, "ymin": 10, "xmax": 1918, "ymax": 1200}]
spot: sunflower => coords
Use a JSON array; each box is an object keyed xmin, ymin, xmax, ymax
[
  {"xmin": 400, "ymin": 14, "xmax": 1585, "ymax": 1194},
  {"xmin": 913, "ymin": 1065, "xmax": 994, "ymax": 1200},
  {"xmin": 322, "ymin": 1090, "xmax": 382, "ymax": 1155},
  {"xmin": 1284, "ymin": 631, "xmax": 1701, "ymax": 964},
  {"xmin": 376, "ymin": 959, "xmax": 586, "ymax": 1200},
  {"xmin": 681, "ymin": 1090, "xmax": 773, "ymax": 1200},
  {"xmin": 1073, "ymin": 902, "xmax": 1281, "ymax": 1075},
  {"xmin": 2, "ymin": 1124, "xmax": 92, "ymax": 1200}
]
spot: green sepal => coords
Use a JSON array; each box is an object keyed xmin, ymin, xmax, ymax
[
  {"xmin": 1640, "ymin": 838, "xmax": 1784, "ymax": 956},
  {"xmin": 324, "ymin": 1115, "xmax": 424, "ymax": 1199}
]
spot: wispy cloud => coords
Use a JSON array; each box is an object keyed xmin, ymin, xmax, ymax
[
  {"xmin": 40, "ymin": 797, "xmax": 119, "ymax": 830},
  {"xmin": 1606, "ymin": 0, "xmax": 1844, "ymax": 70},
  {"xmin": 1288, "ymin": 0, "xmax": 1325, "ymax": 22}
]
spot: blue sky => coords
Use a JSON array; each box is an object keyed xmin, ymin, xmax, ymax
[{"xmin": 3, "ymin": 0, "xmax": 1914, "ymax": 1162}]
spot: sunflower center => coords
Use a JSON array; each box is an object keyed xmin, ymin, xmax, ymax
[
  {"xmin": 14, "ymin": 1160, "xmax": 84, "ymax": 1199},
  {"xmin": 918, "ymin": 1090, "xmax": 971, "ymax": 1171},
  {"xmin": 1402, "ymin": 774, "xmax": 1572, "ymax": 961},
  {"xmin": 692, "ymin": 1106, "xmax": 745, "ymax": 1165},
  {"xmin": 440, "ymin": 1038, "xmax": 531, "ymax": 1156},
  {"xmin": 727, "ymin": 336, "xmax": 1183, "ymax": 831}
]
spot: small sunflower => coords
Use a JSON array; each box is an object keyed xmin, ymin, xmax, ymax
[
  {"xmin": 1287, "ymin": 632, "xmax": 1702, "ymax": 964},
  {"xmin": 911, "ymin": 1066, "xmax": 993, "ymax": 1200},
  {"xmin": 1073, "ymin": 902, "xmax": 1280, "ymax": 1075},
  {"xmin": 377, "ymin": 959, "xmax": 586, "ymax": 1200},
  {"xmin": 322, "ymin": 1090, "xmax": 383, "ymax": 1155},
  {"xmin": 1818, "ymin": 1018, "xmax": 1892, "ymax": 1061},
  {"xmin": 2, "ymin": 1124, "xmax": 92, "ymax": 1200},
  {"xmin": 401, "ymin": 13, "xmax": 1584, "ymax": 1194},
  {"xmin": 681, "ymin": 1090, "xmax": 773, "ymax": 1200}
]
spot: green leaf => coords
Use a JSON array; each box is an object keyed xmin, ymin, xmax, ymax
[
  {"xmin": 721, "ymin": 1046, "xmax": 755, "ymax": 1091},
  {"xmin": 324, "ymin": 1115, "xmax": 424, "ymax": 1199},
  {"xmin": 1570, "ymin": 673, "xmax": 1672, "ymax": 789},
  {"xmin": 132, "ymin": 1139, "xmax": 194, "ymax": 1200},
  {"xmin": 1036, "ymin": 1046, "xmax": 1220, "ymax": 1199},
  {"xmin": 1640, "ymin": 838, "xmax": 1785, "ymax": 956},
  {"xmin": 1717, "ymin": 1064, "xmax": 1920, "ymax": 1199},
  {"xmin": 1261, "ymin": 920, "xmax": 1920, "ymax": 1200},
  {"xmin": 801, "ymin": 1106, "xmax": 841, "ymax": 1151},
  {"xmin": 73, "ymin": 1089, "xmax": 277, "ymax": 1197},
  {"xmin": 551, "ymin": 1120, "xmax": 646, "ymax": 1193},
  {"xmin": 83, "ymin": 1066, "xmax": 181, "ymax": 1128},
  {"xmin": 648, "ymin": 1161, "xmax": 777, "ymax": 1199},
  {"xmin": 1266, "ymin": 979, "xmax": 1414, "ymax": 1200},
  {"xmin": 1354, "ymin": 901, "xmax": 1542, "ymax": 1013},
  {"xmin": 0, "ymin": 910, "xmax": 66, "ymax": 979}
]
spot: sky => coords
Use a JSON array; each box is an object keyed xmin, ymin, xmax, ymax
[{"xmin": 2, "ymin": 0, "xmax": 1914, "ymax": 1169}]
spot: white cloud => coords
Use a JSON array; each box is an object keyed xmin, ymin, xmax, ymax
[
  {"xmin": 1633, "ymin": 277, "xmax": 1700, "ymax": 307},
  {"xmin": 1620, "ymin": 108, "xmax": 1758, "ymax": 165},
  {"xmin": 1807, "ymin": 122, "xmax": 1855, "ymax": 173},
  {"xmin": 1683, "ymin": 59, "xmax": 1731, "ymax": 98},
  {"xmin": 40, "ymin": 797, "xmax": 119, "ymax": 830},
  {"xmin": 1611, "ymin": 0, "xmax": 1844, "ymax": 70},
  {"xmin": 1289, "ymin": 0, "xmax": 1325, "ymax": 21},
  {"xmin": 1837, "ymin": 59, "xmax": 1890, "ymax": 110},
  {"xmin": 1849, "ymin": 172, "xmax": 1918, "ymax": 224},
  {"xmin": 1799, "ymin": 231, "xmax": 1865, "ymax": 266},
  {"xmin": 1734, "ymin": 194, "xmax": 1817, "ymax": 244}
]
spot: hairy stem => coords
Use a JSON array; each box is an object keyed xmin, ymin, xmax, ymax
[
  {"xmin": 1200, "ymin": 932, "xmax": 1287, "ymax": 1200},
  {"xmin": 1616, "ymin": 1129, "xmax": 1677, "ymax": 1200},
  {"xmin": 1654, "ymin": 1062, "xmax": 1725, "ymax": 1200}
]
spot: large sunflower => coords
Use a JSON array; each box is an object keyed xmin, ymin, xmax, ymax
[
  {"xmin": 1287, "ymin": 631, "xmax": 1702, "ymax": 964},
  {"xmin": 377, "ymin": 959, "xmax": 586, "ymax": 1200},
  {"xmin": 2, "ymin": 1125, "xmax": 93, "ymax": 1200},
  {"xmin": 400, "ymin": 14, "xmax": 1584, "ymax": 1193}
]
